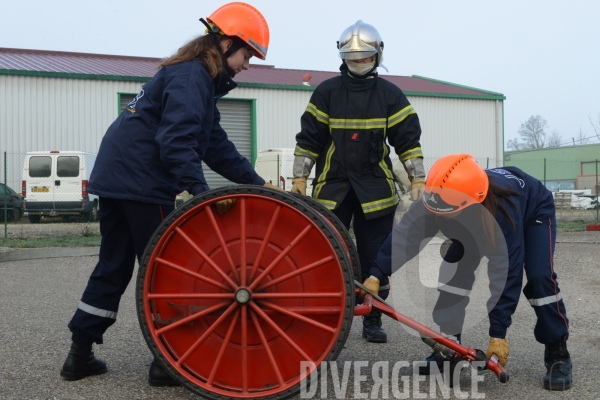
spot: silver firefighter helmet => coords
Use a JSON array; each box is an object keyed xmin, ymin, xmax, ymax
[{"xmin": 337, "ymin": 20, "xmax": 387, "ymax": 71}]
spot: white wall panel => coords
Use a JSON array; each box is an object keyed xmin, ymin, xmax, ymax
[
  {"xmin": 409, "ymin": 97, "xmax": 503, "ymax": 169},
  {"xmin": 1, "ymin": 75, "xmax": 143, "ymax": 155},
  {"xmin": 226, "ymin": 88, "xmax": 503, "ymax": 168},
  {"xmin": 1, "ymin": 74, "xmax": 503, "ymax": 189},
  {"xmin": 225, "ymin": 87, "xmax": 312, "ymax": 150}
]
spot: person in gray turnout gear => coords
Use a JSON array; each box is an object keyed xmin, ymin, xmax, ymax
[{"xmin": 291, "ymin": 20, "xmax": 426, "ymax": 343}]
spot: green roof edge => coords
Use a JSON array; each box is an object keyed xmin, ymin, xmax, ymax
[
  {"xmin": 411, "ymin": 75, "xmax": 506, "ymax": 99},
  {"xmin": 237, "ymin": 82, "xmax": 504, "ymax": 99},
  {"xmin": 0, "ymin": 68, "xmax": 151, "ymax": 82},
  {"xmin": 0, "ymin": 69, "xmax": 505, "ymax": 100}
]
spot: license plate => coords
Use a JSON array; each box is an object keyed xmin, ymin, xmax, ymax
[{"xmin": 33, "ymin": 187, "xmax": 49, "ymax": 193}]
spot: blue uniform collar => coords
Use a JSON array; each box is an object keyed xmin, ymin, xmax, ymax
[{"xmin": 213, "ymin": 69, "xmax": 238, "ymax": 98}]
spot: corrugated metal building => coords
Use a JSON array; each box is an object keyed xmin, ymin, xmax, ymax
[
  {"xmin": 0, "ymin": 47, "xmax": 505, "ymax": 189},
  {"xmin": 505, "ymin": 143, "xmax": 600, "ymax": 193}
]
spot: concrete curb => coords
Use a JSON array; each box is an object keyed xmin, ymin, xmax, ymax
[{"xmin": 0, "ymin": 246, "xmax": 99, "ymax": 262}]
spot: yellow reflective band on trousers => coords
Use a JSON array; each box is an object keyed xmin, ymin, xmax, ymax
[
  {"xmin": 388, "ymin": 105, "xmax": 416, "ymax": 128},
  {"xmin": 398, "ymin": 147, "xmax": 423, "ymax": 162},
  {"xmin": 294, "ymin": 144, "xmax": 319, "ymax": 159},
  {"xmin": 306, "ymin": 103, "xmax": 329, "ymax": 125}
]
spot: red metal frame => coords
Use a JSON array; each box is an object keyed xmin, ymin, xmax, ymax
[{"xmin": 357, "ymin": 293, "xmax": 509, "ymax": 383}]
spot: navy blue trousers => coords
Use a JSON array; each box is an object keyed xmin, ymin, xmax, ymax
[
  {"xmin": 68, "ymin": 197, "xmax": 174, "ymax": 345},
  {"xmin": 331, "ymin": 189, "xmax": 395, "ymax": 299},
  {"xmin": 522, "ymin": 216, "xmax": 569, "ymax": 344},
  {"xmin": 434, "ymin": 215, "xmax": 569, "ymax": 345}
]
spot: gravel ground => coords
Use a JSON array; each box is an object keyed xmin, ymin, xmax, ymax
[
  {"xmin": 0, "ymin": 220, "xmax": 101, "ymax": 240},
  {"xmin": 0, "ymin": 231, "xmax": 598, "ymax": 399}
]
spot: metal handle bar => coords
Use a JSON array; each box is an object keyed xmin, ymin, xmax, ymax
[{"xmin": 357, "ymin": 293, "xmax": 509, "ymax": 383}]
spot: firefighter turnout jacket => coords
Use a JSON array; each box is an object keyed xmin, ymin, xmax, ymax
[{"xmin": 294, "ymin": 66, "xmax": 423, "ymax": 220}]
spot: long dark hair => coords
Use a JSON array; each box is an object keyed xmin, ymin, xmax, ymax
[
  {"xmin": 480, "ymin": 179, "xmax": 520, "ymax": 244},
  {"xmin": 160, "ymin": 34, "xmax": 229, "ymax": 78}
]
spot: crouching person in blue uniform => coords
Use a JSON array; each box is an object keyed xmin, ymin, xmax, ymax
[
  {"xmin": 361, "ymin": 154, "xmax": 572, "ymax": 391},
  {"xmin": 60, "ymin": 2, "xmax": 280, "ymax": 387}
]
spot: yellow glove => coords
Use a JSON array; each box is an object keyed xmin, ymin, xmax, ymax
[
  {"xmin": 409, "ymin": 178, "xmax": 426, "ymax": 201},
  {"xmin": 215, "ymin": 198, "xmax": 236, "ymax": 215},
  {"xmin": 291, "ymin": 177, "xmax": 307, "ymax": 195},
  {"xmin": 359, "ymin": 275, "xmax": 380, "ymax": 299},
  {"xmin": 486, "ymin": 337, "xmax": 510, "ymax": 366},
  {"xmin": 263, "ymin": 182, "xmax": 284, "ymax": 191}
]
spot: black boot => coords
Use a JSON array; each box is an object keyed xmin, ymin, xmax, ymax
[
  {"xmin": 418, "ymin": 334, "xmax": 461, "ymax": 376},
  {"xmin": 148, "ymin": 358, "xmax": 181, "ymax": 386},
  {"xmin": 362, "ymin": 310, "xmax": 387, "ymax": 343},
  {"xmin": 544, "ymin": 342, "xmax": 572, "ymax": 390},
  {"xmin": 60, "ymin": 342, "xmax": 107, "ymax": 380}
]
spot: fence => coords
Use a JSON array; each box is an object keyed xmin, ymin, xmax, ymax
[
  {"xmin": 1, "ymin": 151, "xmax": 100, "ymax": 240},
  {"xmin": 504, "ymin": 157, "xmax": 600, "ymax": 225},
  {"xmin": 2, "ymin": 151, "xmax": 599, "ymax": 240}
]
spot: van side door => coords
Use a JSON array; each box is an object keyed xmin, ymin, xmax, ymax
[
  {"xmin": 25, "ymin": 155, "xmax": 54, "ymax": 209},
  {"xmin": 55, "ymin": 155, "xmax": 82, "ymax": 209}
]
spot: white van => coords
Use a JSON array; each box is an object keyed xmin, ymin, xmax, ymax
[
  {"xmin": 22, "ymin": 151, "xmax": 98, "ymax": 223},
  {"xmin": 254, "ymin": 148, "xmax": 315, "ymax": 196}
]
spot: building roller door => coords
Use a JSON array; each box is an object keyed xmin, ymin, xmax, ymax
[{"xmin": 202, "ymin": 100, "xmax": 253, "ymax": 189}]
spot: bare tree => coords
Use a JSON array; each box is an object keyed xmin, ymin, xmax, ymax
[
  {"xmin": 547, "ymin": 130, "xmax": 562, "ymax": 147},
  {"xmin": 507, "ymin": 115, "xmax": 549, "ymax": 150},
  {"xmin": 506, "ymin": 138, "xmax": 524, "ymax": 150},
  {"xmin": 574, "ymin": 126, "xmax": 590, "ymax": 145},
  {"xmin": 590, "ymin": 113, "xmax": 600, "ymax": 141}
]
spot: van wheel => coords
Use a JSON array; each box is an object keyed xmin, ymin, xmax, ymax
[
  {"xmin": 29, "ymin": 215, "xmax": 41, "ymax": 224},
  {"xmin": 9, "ymin": 208, "xmax": 23, "ymax": 222}
]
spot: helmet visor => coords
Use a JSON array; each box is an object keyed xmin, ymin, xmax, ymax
[
  {"xmin": 339, "ymin": 48, "xmax": 377, "ymax": 60},
  {"xmin": 338, "ymin": 32, "xmax": 377, "ymax": 60}
]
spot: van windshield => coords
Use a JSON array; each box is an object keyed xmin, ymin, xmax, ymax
[
  {"xmin": 29, "ymin": 156, "xmax": 51, "ymax": 177},
  {"xmin": 57, "ymin": 156, "xmax": 80, "ymax": 177}
]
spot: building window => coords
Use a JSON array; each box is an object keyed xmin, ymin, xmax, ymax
[{"xmin": 118, "ymin": 93, "xmax": 138, "ymax": 114}]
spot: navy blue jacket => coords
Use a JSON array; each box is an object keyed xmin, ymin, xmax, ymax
[
  {"xmin": 89, "ymin": 60, "xmax": 264, "ymax": 205},
  {"xmin": 370, "ymin": 166, "xmax": 555, "ymax": 335}
]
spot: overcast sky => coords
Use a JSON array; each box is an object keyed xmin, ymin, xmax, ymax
[{"xmin": 2, "ymin": 0, "xmax": 599, "ymax": 147}]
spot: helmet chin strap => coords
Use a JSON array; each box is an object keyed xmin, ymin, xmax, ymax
[{"xmin": 199, "ymin": 18, "xmax": 238, "ymax": 77}]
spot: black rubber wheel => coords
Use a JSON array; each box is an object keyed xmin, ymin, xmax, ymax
[
  {"xmin": 289, "ymin": 193, "xmax": 361, "ymax": 282},
  {"xmin": 4, "ymin": 208, "xmax": 21, "ymax": 222},
  {"xmin": 136, "ymin": 185, "xmax": 355, "ymax": 399}
]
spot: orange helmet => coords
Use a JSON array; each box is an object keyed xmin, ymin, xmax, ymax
[
  {"xmin": 422, "ymin": 154, "xmax": 489, "ymax": 214},
  {"xmin": 206, "ymin": 2, "xmax": 270, "ymax": 60}
]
